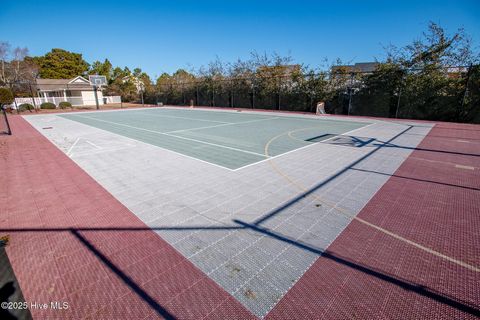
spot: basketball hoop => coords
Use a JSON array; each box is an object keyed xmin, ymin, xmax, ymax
[
  {"xmin": 88, "ymin": 75, "xmax": 107, "ymax": 110},
  {"xmin": 89, "ymin": 75, "xmax": 107, "ymax": 88}
]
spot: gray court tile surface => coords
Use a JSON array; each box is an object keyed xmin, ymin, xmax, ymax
[{"xmin": 25, "ymin": 107, "xmax": 432, "ymax": 317}]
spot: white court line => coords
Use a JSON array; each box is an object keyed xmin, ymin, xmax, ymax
[
  {"xmin": 139, "ymin": 110, "xmax": 232, "ymax": 124},
  {"xmin": 232, "ymin": 122, "xmax": 378, "ymax": 171},
  {"xmin": 70, "ymin": 114, "xmax": 268, "ymax": 158},
  {"xmin": 321, "ymin": 122, "xmax": 377, "ymax": 143},
  {"xmin": 66, "ymin": 137, "xmax": 80, "ymax": 156},
  {"xmin": 165, "ymin": 116, "xmax": 279, "ymax": 134},
  {"xmin": 85, "ymin": 140, "xmax": 102, "ymax": 149},
  {"xmin": 69, "ymin": 129, "xmax": 236, "ymax": 171}
]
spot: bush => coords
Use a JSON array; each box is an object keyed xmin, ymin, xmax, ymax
[
  {"xmin": 58, "ymin": 101, "xmax": 72, "ymax": 109},
  {"xmin": 18, "ymin": 103, "xmax": 34, "ymax": 112},
  {"xmin": 0, "ymin": 88, "xmax": 14, "ymax": 107},
  {"xmin": 40, "ymin": 102, "xmax": 56, "ymax": 109}
]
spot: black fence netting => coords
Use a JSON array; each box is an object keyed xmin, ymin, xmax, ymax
[
  {"xmin": 4, "ymin": 65, "xmax": 479, "ymax": 123},
  {"xmin": 151, "ymin": 65, "xmax": 480, "ymax": 123}
]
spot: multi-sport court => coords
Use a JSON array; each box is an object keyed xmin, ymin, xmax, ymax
[
  {"xmin": 58, "ymin": 108, "xmax": 368, "ymax": 170},
  {"xmin": 1, "ymin": 106, "xmax": 479, "ymax": 319}
]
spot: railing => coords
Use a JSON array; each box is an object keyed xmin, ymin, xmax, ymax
[
  {"xmin": 13, "ymin": 96, "xmax": 122, "ymax": 108},
  {"xmin": 104, "ymin": 96, "xmax": 122, "ymax": 104},
  {"xmin": 14, "ymin": 97, "xmax": 85, "ymax": 107}
]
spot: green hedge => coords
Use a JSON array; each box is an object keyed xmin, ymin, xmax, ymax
[
  {"xmin": 59, "ymin": 101, "xmax": 72, "ymax": 109},
  {"xmin": 18, "ymin": 103, "xmax": 34, "ymax": 112},
  {"xmin": 40, "ymin": 102, "xmax": 56, "ymax": 109},
  {"xmin": 0, "ymin": 88, "xmax": 14, "ymax": 106}
]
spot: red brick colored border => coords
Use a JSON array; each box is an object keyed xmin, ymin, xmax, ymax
[
  {"xmin": 0, "ymin": 116, "xmax": 254, "ymax": 319},
  {"xmin": 266, "ymin": 122, "xmax": 480, "ymax": 319}
]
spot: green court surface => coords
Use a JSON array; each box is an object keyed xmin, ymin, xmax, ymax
[{"xmin": 60, "ymin": 108, "xmax": 368, "ymax": 170}]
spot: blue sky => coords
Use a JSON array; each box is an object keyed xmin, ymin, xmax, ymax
[{"xmin": 1, "ymin": 0, "xmax": 479, "ymax": 78}]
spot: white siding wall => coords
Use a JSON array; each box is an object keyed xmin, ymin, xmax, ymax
[{"xmin": 81, "ymin": 91, "xmax": 104, "ymax": 106}]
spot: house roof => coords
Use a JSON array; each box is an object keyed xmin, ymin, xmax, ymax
[
  {"xmin": 35, "ymin": 76, "xmax": 94, "ymax": 91},
  {"xmin": 331, "ymin": 62, "xmax": 380, "ymax": 74},
  {"xmin": 257, "ymin": 64, "xmax": 301, "ymax": 76}
]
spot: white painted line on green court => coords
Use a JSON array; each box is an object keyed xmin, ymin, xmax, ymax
[
  {"xmin": 58, "ymin": 116, "xmax": 237, "ymax": 171},
  {"xmin": 140, "ymin": 110, "xmax": 232, "ymax": 124},
  {"xmin": 163, "ymin": 132, "xmax": 268, "ymax": 157},
  {"xmin": 70, "ymin": 114, "xmax": 268, "ymax": 158},
  {"xmin": 321, "ymin": 123, "xmax": 376, "ymax": 143},
  {"xmin": 232, "ymin": 142, "xmax": 319, "ymax": 171},
  {"xmin": 232, "ymin": 122, "xmax": 377, "ymax": 171},
  {"xmin": 165, "ymin": 116, "xmax": 280, "ymax": 134}
]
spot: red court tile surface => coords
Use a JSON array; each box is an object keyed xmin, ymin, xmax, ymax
[
  {"xmin": 267, "ymin": 123, "xmax": 480, "ymax": 319},
  {"xmin": 0, "ymin": 116, "xmax": 254, "ymax": 319}
]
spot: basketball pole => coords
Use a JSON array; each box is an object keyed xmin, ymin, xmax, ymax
[
  {"xmin": 93, "ymin": 85, "xmax": 99, "ymax": 110},
  {"xmin": 2, "ymin": 107, "xmax": 12, "ymax": 135}
]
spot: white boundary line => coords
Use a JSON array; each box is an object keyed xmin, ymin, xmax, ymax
[
  {"xmin": 321, "ymin": 123, "xmax": 377, "ymax": 143},
  {"xmin": 52, "ymin": 112, "xmax": 382, "ymax": 172},
  {"xmin": 85, "ymin": 140, "xmax": 102, "ymax": 149},
  {"xmin": 37, "ymin": 118, "xmax": 238, "ymax": 171},
  {"xmin": 232, "ymin": 122, "xmax": 378, "ymax": 171},
  {"xmin": 165, "ymin": 116, "xmax": 279, "ymax": 134},
  {"xmin": 138, "ymin": 111, "xmax": 232, "ymax": 124},
  {"xmin": 69, "ymin": 114, "xmax": 268, "ymax": 158},
  {"xmin": 66, "ymin": 137, "xmax": 80, "ymax": 156}
]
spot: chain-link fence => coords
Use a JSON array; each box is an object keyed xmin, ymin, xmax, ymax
[{"xmin": 152, "ymin": 65, "xmax": 480, "ymax": 123}]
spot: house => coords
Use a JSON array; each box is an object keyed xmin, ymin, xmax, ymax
[
  {"xmin": 330, "ymin": 62, "xmax": 381, "ymax": 91},
  {"xmin": 331, "ymin": 62, "xmax": 380, "ymax": 75},
  {"xmin": 256, "ymin": 64, "xmax": 302, "ymax": 89},
  {"xmin": 445, "ymin": 66, "xmax": 469, "ymax": 79},
  {"xmin": 34, "ymin": 76, "xmax": 104, "ymax": 106}
]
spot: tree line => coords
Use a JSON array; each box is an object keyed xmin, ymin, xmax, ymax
[{"xmin": 1, "ymin": 22, "xmax": 479, "ymax": 122}]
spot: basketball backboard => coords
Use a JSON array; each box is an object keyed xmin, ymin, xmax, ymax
[{"xmin": 89, "ymin": 75, "xmax": 107, "ymax": 87}]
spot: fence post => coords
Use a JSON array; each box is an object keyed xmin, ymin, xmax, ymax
[
  {"xmin": 196, "ymin": 84, "xmax": 199, "ymax": 106},
  {"xmin": 251, "ymin": 80, "xmax": 255, "ymax": 109},
  {"xmin": 212, "ymin": 86, "xmax": 215, "ymax": 107},
  {"xmin": 278, "ymin": 91, "xmax": 281, "ymax": 110},
  {"xmin": 347, "ymin": 73, "xmax": 354, "ymax": 116},
  {"xmin": 460, "ymin": 64, "xmax": 473, "ymax": 118},
  {"xmin": 395, "ymin": 74, "xmax": 405, "ymax": 118},
  {"xmin": 182, "ymin": 84, "xmax": 185, "ymax": 105}
]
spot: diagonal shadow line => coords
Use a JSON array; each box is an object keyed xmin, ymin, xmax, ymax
[
  {"xmin": 234, "ymin": 220, "xmax": 480, "ymax": 317},
  {"xmin": 432, "ymin": 127, "xmax": 480, "ymax": 132},
  {"xmin": 322, "ymin": 135, "xmax": 374, "ymax": 148},
  {"xmin": 349, "ymin": 136, "xmax": 375, "ymax": 147},
  {"xmin": 0, "ymin": 226, "xmax": 243, "ymax": 233},
  {"xmin": 305, "ymin": 133, "xmax": 332, "ymax": 142},
  {"xmin": 373, "ymin": 142, "xmax": 480, "ymax": 157},
  {"xmin": 253, "ymin": 125, "xmax": 414, "ymax": 226},
  {"xmin": 70, "ymin": 229, "xmax": 176, "ymax": 320},
  {"xmin": 404, "ymin": 132, "xmax": 480, "ymax": 141},
  {"xmin": 350, "ymin": 167, "xmax": 480, "ymax": 191}
]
